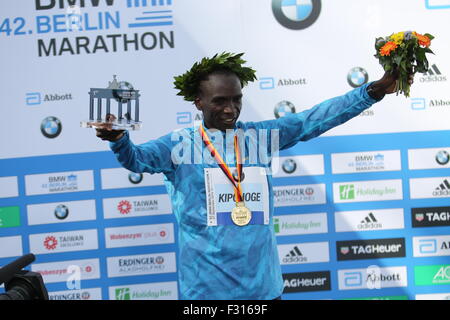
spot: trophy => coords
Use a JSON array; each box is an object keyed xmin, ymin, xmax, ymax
[{"xmin": 81, "ymin": 75, "xmax": 142, "ymax": 130}]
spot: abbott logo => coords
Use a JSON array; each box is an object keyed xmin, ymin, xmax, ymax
[
  {"xmin": 344, "ymin": 272, "xmax": 362, "ymax": 287},
  {"xmin": 259, "ymin": 77, "xmax": 275, "ymax": 90},
  {"xmin": 411, "ymin": 98, "xmax": 427, "ymax": 110},
  {"xmin": 26, "ymin": 92, "xmax": 42, "ymax": 105},
  {"xmin": 419, "ymin": 239, "xmax": 437, "ymax": 254},
  {"xmin": 272, "ymin": 0, "xmax": 321, "ymax": 30}
]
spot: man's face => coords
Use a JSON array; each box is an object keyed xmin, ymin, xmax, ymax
[{"xmin": 195, "ymin": 73, "xmax": 243, "ymax": 131}]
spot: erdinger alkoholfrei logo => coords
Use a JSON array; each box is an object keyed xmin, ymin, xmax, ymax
[
  {"xmin": 54, "ymin": 204, "xmax": 69, "ymax": 220},
  {"xmin": 274, "ymin": 101, "xmax": 296, "ymax": 119},
  {"xmin": 128, "ymin": 172, "xmax": 143, "ymax": 184},
  {"xmin": 347, "ymin": 67, "xmax": 369, "ymax": 88},
  {"xmin": 272, "ymin": 0, "xmax": 321, "ymax": 30},
  {"xmin": 40, "ymin": 116, "xmax": 62, "ymax": 138},
  {"xmin": 436, "ymin": 150, "xmax": 450, "ymax": 165},
  {"xmin": 282, "ymin": 159, "xmax": 297, "ymax": 174}
]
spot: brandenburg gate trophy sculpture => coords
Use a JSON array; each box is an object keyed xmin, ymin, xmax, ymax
[{"xmin": 81, "ymin": 75, "xmax": 141, "ymax": 130}]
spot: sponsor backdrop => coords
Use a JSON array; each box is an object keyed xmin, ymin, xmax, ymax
[{"xmin": 1, "ymin": 0, "xmax": 450, "ymax": 300}]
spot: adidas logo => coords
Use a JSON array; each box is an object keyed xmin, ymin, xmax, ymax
[
  {"xmin": 425, "ymin": 64, "xmax": 442, "ymax": 76},
  {"xmin": 361, "ymin": 212, "xmax": 378, "ymax": 223},
  {"xmin": 420, "ymin": 64, "xmax": 447, "ymax": 82},
  {"xmin": 282, "ymin": 246, "xmax": 307, "ymax": 264},
  {"xmin": 357, "ymin": 212, "xmax": 382, "ymax": 230},
  {"xmin": 432, "ymin": 179, "xmax": 450, "ymax": 197}
]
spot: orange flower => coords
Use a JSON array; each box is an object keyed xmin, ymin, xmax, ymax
[
  {"xmin": 379, "ymin": 41, "xmax": 398, "ymax": 56},
  {"xmin": 413, "ymin": 32, "xmax": 431, "ymax": 47}
]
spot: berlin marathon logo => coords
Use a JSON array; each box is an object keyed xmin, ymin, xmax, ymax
[{"xmin": 13, "ymin": 0, "xmax": 177, "ymax": 57}]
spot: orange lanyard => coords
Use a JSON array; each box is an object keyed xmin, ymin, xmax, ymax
[{"xmin": 199, "ymin": 125, "xmax": 243, "ymax": 203}]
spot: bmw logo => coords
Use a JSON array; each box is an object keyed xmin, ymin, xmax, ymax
[
  {"xmin": 274, "ymin": 101, "xmax": 296, "ymax": 119},
  {"xmin": 54, "ymin": 204, "xmax": 69, "ymax": 220},
  {"xmin": 232, "ymin": 169, "xmax": 245, "ymax": 182},
  {"xmin": 272, "ymin": 0, "xmax": 321, "ymax": 30},
  {"xmin": 347, "ymin": 67, "xmax": 369, "ymax": 88},
  {"xmin": 40, "ymin": 116, "xmax": 62, "ymax": 139},
  {"xmin": 282, "ymin": 159, "xmax": 297, "ymax": 174},
  {"xmin": 128, "ymin": 172, "xmax": 143, "ymax": 184},
  {"xmin": 436, "ymin": 150, "xmax": 450, "ymax": 165}
]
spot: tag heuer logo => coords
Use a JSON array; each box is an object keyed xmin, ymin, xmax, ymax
[
  {"xmin": 416, "ymin": 213, "xmax": 425, "ymax": 222},
  {"xmin": 341, "ymin": 247, "xmax": 350, "ymax": 255}
]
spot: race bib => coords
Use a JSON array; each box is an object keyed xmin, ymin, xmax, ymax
[{"xmin": 204, "ymin": 166, "xmax": 270, "ymax": 226}]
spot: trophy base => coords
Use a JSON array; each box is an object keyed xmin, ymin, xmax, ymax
[{"xmin": 81, "ymin": 120, "xmax": 142, "ymax": 131}]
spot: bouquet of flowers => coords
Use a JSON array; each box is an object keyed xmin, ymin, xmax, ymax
[{"xmin": 374, "ymin": 31, "xmax": 434, "ymax": 97}]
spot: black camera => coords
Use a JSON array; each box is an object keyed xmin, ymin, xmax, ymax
[{"xmin": 0, "ymin": 254, "xmax": 49, "ymax": 300}]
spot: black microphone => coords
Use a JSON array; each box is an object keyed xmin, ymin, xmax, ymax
[{"xmin": 0, "ymin": 254, "xmax": 36, "ymax": 285}]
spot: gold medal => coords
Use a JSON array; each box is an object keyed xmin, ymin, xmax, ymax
[{"xmin": 231, "ymin": 202, "xmax": 252, "ymax": 226}]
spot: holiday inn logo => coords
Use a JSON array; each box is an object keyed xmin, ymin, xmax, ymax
[
  {"xmin": 334, "ymin": 180, "xmax": 402, "ymax": 203},
  {"xmin": 115, "ymin": 288, "xmax": 131, "ymax": 300},
  {"xmin": 273, "ymin": 213, "xmax": 327, "ymax": 236},
  {"xmin": 339, "ymin": 184, "xmax": 355, "ymax": 200}
]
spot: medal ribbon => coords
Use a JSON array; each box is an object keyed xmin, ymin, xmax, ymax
[{"xmin": 199, "ymin": 124, "xmax": 243, "ymax": 203}]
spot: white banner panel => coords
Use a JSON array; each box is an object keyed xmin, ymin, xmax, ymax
[
  {"xmin": 109, "ymin": 281, "xmax": 178, "ymax": 300},
  {"xmin": 331, "ymin": 150, "xmax": 401, "ymax": 174},
  {"xmin": 0, "ymin": 177, "xmax": 19, "ymax": 198},
  {"xmin": 104, "ymin": 223, "xmax": 174, "ymax": 248},
  {"xmin": 25, "ymin": 170, "xmax": 94, "ymax": 195},
  {"xmin": 32, "ymin": 258, "xmax": 101, "ymax": 284},
  {"xmin": 274, "ymin": 184, "xmax": 326, "ymax": 207},
  {"xmin": 274, "ymin": 213, "xmax": 328, "ymax": 236},
  {"xmin": 272, "ymin": 154, "xmax": 324, "ymax": 177},
  {"xmin": 409, "ymin": 147, "xmax": 450, "ymax": 170},
  {"xmin": 410, "ymin": 176, "xmax": 450, "ymax": 199},
  {"xmin": 48, "ymin": 288, "xmax": 102, "ymax": 300},
  {"xmin": 103, "ymin": 194, "xmax": 172, "ymax": 219},
  {"xmin": 278, "ymin": 241, "xmax": 329, "ymax": 265},
  {"xmin": 107, "ymin": 252, "xmax": 176, "ymax": 278},
  {"xmin": 29, "ymin": 229, "xmax": 98, "ymax": 254},
  {"xmin": 101, "ymin": 168, "xmax": 165, "ymax": 189},
  {"xmin": 333, "ymin": 180, "xmax": 403, "ymax": 203},
  {"xmin": 335, "ymin": 208, "xmax": 405, "ymax": 233},
  {"xmin": 27, "ymin": 199, "xmax": 96, "ymax": 225},
  {"xmin": 0, "ymin": 236, "xmax": 23, "ymax": 259}
]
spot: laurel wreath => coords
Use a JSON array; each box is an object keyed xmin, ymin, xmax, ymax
[{"xmin": 173, "ymin": 52, "xmax": 257, "ymax": 102}]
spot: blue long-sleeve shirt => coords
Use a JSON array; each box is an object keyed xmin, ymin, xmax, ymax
[{"xmin": 110, "ymin": 83, "xmax": 378, "ymax": 300}]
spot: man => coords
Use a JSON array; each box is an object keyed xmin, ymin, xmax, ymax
[{"xmin": 96, "ymin": 52, "xmax": 412, "ymax": 300}]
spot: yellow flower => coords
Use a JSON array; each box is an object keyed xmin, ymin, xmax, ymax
[{"xmin": 390, "ymin": 32, "xmax": 405, "ymax": 45}]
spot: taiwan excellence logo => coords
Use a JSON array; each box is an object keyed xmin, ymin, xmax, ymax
[
  {"xmin": 40, "ymin": 116, "xmax": 62, "ymax": 138},
  {"xmin": 44, "ymin": 236, "xmax": 58, "ymax": 250},
  {"xmin": 118, "ymin": 200, "xmax": 132, "ymax": 215},
  {"xmin": 347, "ymin": 67, "xmax": 369, "ymax": 88},
  {"xmin": 272, "ymin": 0, "xmax": 321, "ymax": 30}
]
